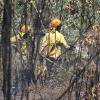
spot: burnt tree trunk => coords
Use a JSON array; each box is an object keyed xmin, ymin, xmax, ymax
[{"xmin": 1, "ymin": 0, "xmax": 12, "ymax": 100}]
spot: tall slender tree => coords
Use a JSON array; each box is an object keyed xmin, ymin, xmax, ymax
[{"xmin": 1, "ymin": 0, "xmax": 12, "ymax": 99}]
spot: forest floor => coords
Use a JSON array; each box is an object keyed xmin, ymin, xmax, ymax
[{"xmin": 0, "ymin": 62, "xmax": 100, "ymax": 100}]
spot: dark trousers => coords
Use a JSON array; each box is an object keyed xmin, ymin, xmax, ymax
[
  {"xmin": 12, "ymin": 69, "xmax": 35, "ymax": 94},
  {"xmin": 46, "ymin": 57, "xmax": 59, "ymax": 76},
  {"xmin": 25, "ymin": 69, "xmax": 36, "ymax": 86},
  {"xmin": 12, "ymin": 48, "xmax": 36, "ymax": 94}
]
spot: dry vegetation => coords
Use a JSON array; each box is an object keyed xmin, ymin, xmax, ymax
[{"xmin": 0, "ymin": 0, "xmax": 100, "ymax": 100}]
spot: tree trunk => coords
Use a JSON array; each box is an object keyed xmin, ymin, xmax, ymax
[{"xmin": 1, "ymin": 0, "xmax": 12, "ymax": 99}]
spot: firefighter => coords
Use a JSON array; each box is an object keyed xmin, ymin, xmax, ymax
[
  {"xmin": 40, "ymin": 18, "xmax": 70, "ymax": 76},
  {"xmin": 11, "ymin": 25, "xmax": 32, "ymax": 53},
  {"xmin": 11, "ymin": 25, "xmax": 35, "ymax": 94}
]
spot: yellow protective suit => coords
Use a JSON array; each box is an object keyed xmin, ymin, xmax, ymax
[
  {"xmin": 11, "ymin": 32, "xmax": 27, "ymax": 54},
  {"xmin": 11, "ymin": 32, "xmax": 33, "ymax": 60},
  {"xmin": 41, "ymin": 31, "xmax": 70, "ymax": 59}
]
